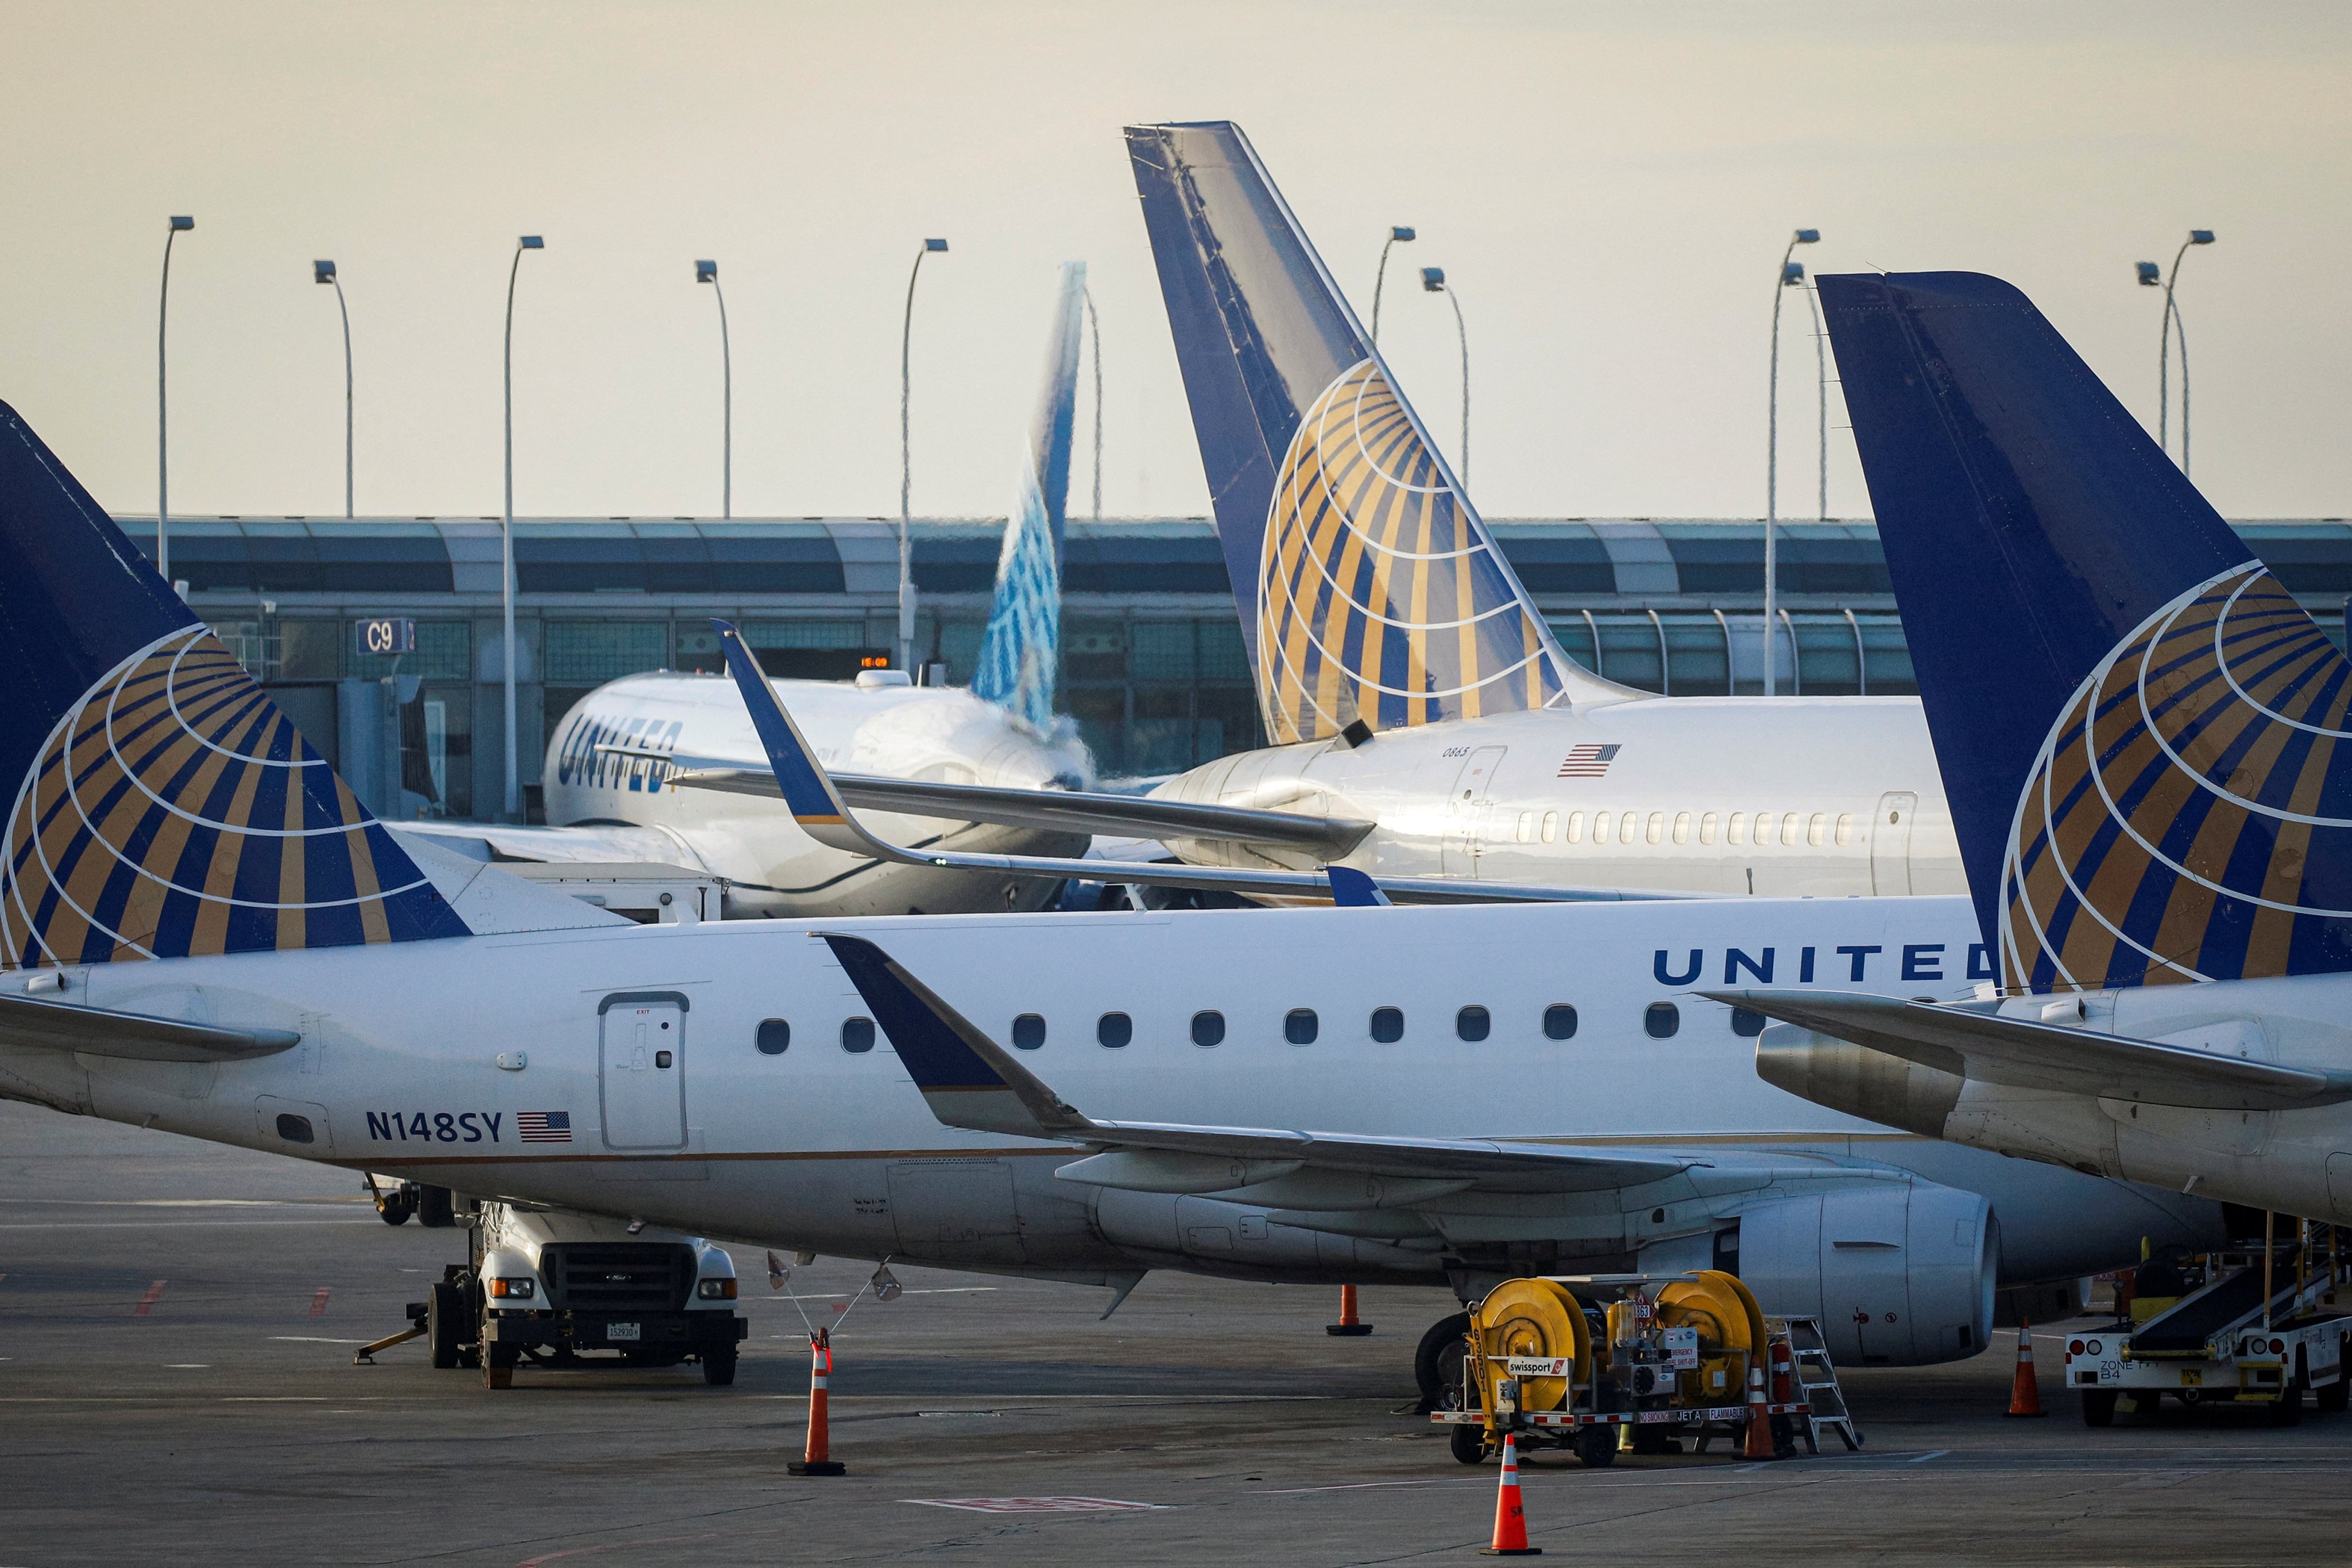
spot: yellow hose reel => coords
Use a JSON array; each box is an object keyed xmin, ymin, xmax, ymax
[{"xmin": 1471, "ymin": 1279, "xmax": 1590, "ymax": 1414}]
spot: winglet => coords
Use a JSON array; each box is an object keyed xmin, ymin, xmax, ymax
[
  {"xmin": 710, "ymin": 619, "xmax": 874, "ymax": 854},
  {"xmin": 814, "ymin": 932, "xmax": 1092, "ymax": 1141},
  {"xmin": 1326, "ymin": 866, "xmax": 1391, "ymax": 907}
]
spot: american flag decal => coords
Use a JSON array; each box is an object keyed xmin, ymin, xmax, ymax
[
  {"xmin": 517, "ymin": 1111, "xmax": 572, "ymax": 1144},
  {"xmin": 1556, "ymin": 744, "xmax": 1620, "ymax": 779}
]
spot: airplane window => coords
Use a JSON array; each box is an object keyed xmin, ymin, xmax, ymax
[
  {"xmin": 1731, "ymin": 1007, "xmax": 1767, "ymax": 1037},
  {"xmin": 1541, "ymin": 811, "xmax": 1558, "ymax": 844},
  {"xmin": 756, "ymin": 1019, "xmax": 790, "ymax": 1055},
  {"xmin": 1285, "ymin": 1008, "xmax": 1319, "ymax": 1045},
  {"xmin": 1699, "ymin": 811, "xmax": 1719, "ymax": 845},
  {"xmin": 1753, "ymin": 811, "xmax": 1774, "ymax": 845},
  {"xmin": 1781, "ymin": 814, "xmax": 1802, "ymax": 847},
  {"xmin": 1728, "ymin": 812, "xmax": 1748, "ymax": 845},
  {"xmin": 1456, "ymin": 1005, "xmax": 1491, "ymax": 1042},
  {"xmin": 841, "ymin": 1017, "xmax": 876, "ymax": 1054},
  {"xmin": 1645, "ymin": 812, "xmax": 1664, "ymax": 845},
  {"xmin": 1012, "ymin": 1013, "xmax": 1047, "ymax": 1050},
  {"xmin": 654, "ymin": 1050, "xmax": 672, "ymax": 1069},
  {"xmin": 1591, "ymin": 811, "xmax": 1610, "ymax": 845},
  {"xmin": 1096, "ymin": 1012, "xmax": 1132, "ymax": 1048},
  {"xmin": 1672, "ymin": 811, "xmax": 1690, "ymax": 845},
  {"xmin": 1806, "ymin": 812, "xmax": 1827, "ymax": 847},
  {"xmin": 1565, "ymin": 811, "xmax": 1584, "ymax": 844},
  {"xmin": 274, "ymin": 1113, "xmax": 315, "ymax": 1144},
  {"xmin": 1192, "ymin": 1010, "xmax": 1225, "ymax": 1047},
  {"xmin": 1516, "ymin": 811, "xmax": 1534, "ymax": 843},
  {"xmin": 1542, "ymin": 1004, "xmax": 1579, "ymax": 1040},
  {"xmin": 1835, "ymin": 812, "xmax": 1855, "ymax": 847},
  {"xmin": 1620, "ymin": 811, "xmax": 1639, "ymax": 843},
  {"xmin": 1370, "ymin": 1006, "xmax": 1405, "ymax": 1043},
  {"xmin": 1644, "ymin": 1002, "xmax": 1680, "ymax": 1040}
]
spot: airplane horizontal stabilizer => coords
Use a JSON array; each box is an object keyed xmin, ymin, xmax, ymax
[
  {"xmin": 831, "ymin": 931, "xmax": 1697, "ymax": 1194},
  {"xmin": 670, "ymin": 767, "xmax": 1375, "ymax": 857},
  {"xmin": 0, "ymin": 990, "xmax": 301, "ymax": 1063},
  {"xmin": 1712, "ymin": 988, "xmax": 2352, "ymax": 1113},
  {"xmin": 708, "ymin": 627, "xmax": 1684, "ymax": 906}
]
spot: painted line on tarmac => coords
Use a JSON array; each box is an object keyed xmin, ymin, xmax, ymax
[
  {"xmin": 0, "ymin": 1218, "xmax": 378, "ymax": 1230},
  {"xmin": 0, "ymin": 1198, "xmax": 370, "ymax": 1208},
  {"xmin": 310, "ymin": 1286, "xmax": 332, "ymax": 1317},
  {"xmin": 132, "ymin": 1280, "xmax": 167, "ymax": 1317},
  {"xmin": 273, "ymin": 1335, "xmax": 373, "ymax": 1345}
]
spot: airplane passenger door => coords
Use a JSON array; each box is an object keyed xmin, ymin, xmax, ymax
[
  {"xmin": 1870, "ymin": 792, "xmax": 1917, "ymax": 896},
  {"xmin": 598, "ymin": 992, "xmax": 688, "ymax": 1151},
  {"xmin": 1442, "ymin": 747, "xmax": 1507, "ymax": 876}
]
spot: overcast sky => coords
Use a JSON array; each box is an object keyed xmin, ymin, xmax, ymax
[{"xmin": 5, "ymin": 2, "xmax": 2346, "ymax": 524}]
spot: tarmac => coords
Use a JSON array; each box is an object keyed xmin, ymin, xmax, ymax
[{"xmin": 3, "ymin": 1097, "xmax": 2347, "ymax": 1567}]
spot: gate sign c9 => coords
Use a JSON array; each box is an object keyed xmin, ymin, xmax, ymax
[{"xmin": 357, "ymin": 618, "xmax": 416, "ymax": 657}]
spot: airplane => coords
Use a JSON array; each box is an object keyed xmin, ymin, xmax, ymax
[
  {"xmin": 0, "ymin": 394, "xmax": 2212, "ymax": 1400},
  {"xmin": 690, "ymin": 123, "xmax": 1971, "ymax": 908},
  {"xmin": 1714, "ymin": 269, "xmax": 2352, "ymax": 1231}
]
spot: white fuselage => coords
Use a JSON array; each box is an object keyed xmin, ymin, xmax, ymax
[
  {"xmin": 1154, "ymin": 698, "xmax": 1966, "ymax": 898},
  {"xmin": 541, "ymin": 672, "xmax": 1094, "ymax": 917},
  {"xmin": 1, "ymin": 893, "xmax": 2215, "ymax": 1354},
  {"xmin": 1911, "ymin": 974, "xmax": 2352, "ymax": 1226}
]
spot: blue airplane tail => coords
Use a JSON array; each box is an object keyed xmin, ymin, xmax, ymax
[
  {"xmin": 0, "ymin": 402, "xmax": 467, "ymax": 969},
  {"xmin": 1125, "ymin": 121, "xmax": 1597, "ymax": 744},
  {"xmin": 970, "ymin": 261, "xmax": 1084, "ymax": 731},
  {"xmin": 1821, "ymin": 271, "xmax": 2352, "ymax": 992}
]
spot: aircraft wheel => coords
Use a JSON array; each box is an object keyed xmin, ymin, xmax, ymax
[
  {"xmin": 377, "ymin": 1192, "xmax": 413, "ymax": 1226},
  {"xmin": 416, "ymin": 1185, "xmax": 455, "ymax": 1229},
  {"xmin": 1414, "ymin": 1311, "xmax": 1473, "ymax": 1412}
]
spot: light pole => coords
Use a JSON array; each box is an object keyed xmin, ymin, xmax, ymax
[
  {"xmin": 1370, "ymin": 226, "xmax": 1415, "ymax": 343},
  {"xmin": 2138, "ymin": 230, "xmax": 2215, "ymax": 474},
  {"xmin": 899, "ymin": 237, "xmax": 947, "ymax": 675},
  {"xmin": 697, "ymin": 260, "xmax": 731, "ymax": 518},
  {"xmin": 1804, "ymin": 278, "xmax": 1828, "ymax": 521},
  {"xmin": 158, "ymin": 215, "xmax": 194, "ymax": 585},
  {"xmin": 1420, "ymin": 266, "xmax": 1469, "ymax": 489},
  {"xmin": 1084, "ymin": 282, "xmax": 1103, "ymax": 521},
  {"xmin": 314, "ymin": 260, "xmax": 354, "ymax": 519},
  {"xmin": 502, "ymin": 234, "xmax": 544, "ymax": 821},
  {"xmin": 1765, "ymin": 227, "xmax": 1820, "ymax": 696}
]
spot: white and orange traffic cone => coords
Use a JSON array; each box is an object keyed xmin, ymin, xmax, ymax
[
  {"xmin": 1742, "ymin": 1362, "xmax": 1777, "ymax": 1458},
  {"xmin": 787, "ymin": 1327, "xmax": 848, "ymax": 1475},
  {"xmin": 1479, "ymin": 1431, "xmax": 1542, "ymax": 1556},
  {"xmin": 2004, "ymin": 1318, "xmax": 2046, "ymax": 1418},
  {"xmin": 1326, "ymin": 1284, "xmax": 1374, "ymax": 1337}
]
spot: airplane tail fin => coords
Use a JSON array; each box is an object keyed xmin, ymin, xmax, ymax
[
  {"xmin": 1125, "ymin": 121, "xmax": 1610, "ymax": 743},
  {"xmin": 1821, "ymin": 270, "xmax": 2351, "ymax": 992},
  {"xmin": 0, "ymin": 403, "xmax": 468, "ymax": 969},
  {"xmin": 970, "ymin": 261, "xmax": 1085, "ymax": 731}
]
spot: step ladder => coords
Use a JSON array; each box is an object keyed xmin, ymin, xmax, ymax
[{"xmin": 1777, "ymin": 1316, "xmax": 1862, "ymax": 1452}]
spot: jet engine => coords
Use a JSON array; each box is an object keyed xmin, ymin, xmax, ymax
[{"xmin": 1728, "ymin": 1182, "xmax": 1997, "ymax": 1366}]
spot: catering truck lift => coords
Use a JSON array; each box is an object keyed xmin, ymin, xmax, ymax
[
  {"xmin": 2065, "ymin": 1224, "xmax": 2351, "ymax": 1426},
  {"xmin": 1429, "ymin": 1272, "xmax": 1835, "ymax": 1466}
]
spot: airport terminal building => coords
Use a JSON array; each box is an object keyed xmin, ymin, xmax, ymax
[{"xmin": 128, "ymin": 514, "xmax": 2352, "ymax": 821}]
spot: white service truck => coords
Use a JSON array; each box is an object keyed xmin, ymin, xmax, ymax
[{"xmin": 408, "ymin": 1201, "xmax": 747, "ymax": 1389}]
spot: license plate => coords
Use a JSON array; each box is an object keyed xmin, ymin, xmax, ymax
[{"xmin": 608, "ymin": 1322, "xmax": 641, "ymax": 1342}]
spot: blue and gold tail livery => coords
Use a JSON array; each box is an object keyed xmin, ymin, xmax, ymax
[
  {"xmin": 1127, "ymin": 122, "xmax": 1598, "ymax": 744},
  {"xmin": 970, "ymin": 261, "xmax": 1084, "ymax": 733},
  {"xmin": 1821, "ymin": 272, "xmax": 2352, "ymax": 992},
  {"xmin": 0, "ymin": 403, "xmax": 467, "ymax": 969}
]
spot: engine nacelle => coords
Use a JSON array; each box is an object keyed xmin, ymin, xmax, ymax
[{"xmin": 1732, "ymin": 1182, "xmax": 1997, "ymax": 1366}]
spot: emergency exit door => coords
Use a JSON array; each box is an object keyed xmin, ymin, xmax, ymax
[
  {"xmin": 1870, "ymin": 792, "xmax": 1917, "ymax": 896},
  {"xmin": 1442, "ymin": 746, "xmax": 1507, "ymax": 876},
  {"xmin": 598, "ymin": 992, "xmax": 688, "ymax": 1150}
]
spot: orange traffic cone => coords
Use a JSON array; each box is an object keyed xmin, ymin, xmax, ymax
[
  {"xmin": 1325, "ymin": 1284, "xmax": 1374, "ymax": 1337},
  {"xmin": 788, "ymin": 1327, "xmax": 848, "ymax": 1474},
  {"xmin": 1479, "ymin": 1432, "xmax": 1542, "ymax": 1556},
  {"xmin": 1742, "ymin": 1362, "xmax": 1777, "ymax": 1458},
  {"xmin": 2004, "ymin": 1319, "xmax": 2046, "ymax": 1418}
]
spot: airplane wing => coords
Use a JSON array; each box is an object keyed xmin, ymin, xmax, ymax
[
  {"xmin": 669, "ymin": 766, "xmax": 1376, "ymax": 859},
  {"xmin": 705, "ymin": 618, "xmax": 1689, "ymax": 907},
  {"xmin": 390, "ymin": 819, "xmax": 702, "ymax": 869},
  {"xmin": 1708, "ymin": 988, "xmax": 2352, "ymax": 1112},
  {"xmin": 818, "ymin": 931, "xmax": 1693, "ymax": 1195},
  {"xmin": 0, "ymin": 990, "xmax": 301, "ymax": 1063}
]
